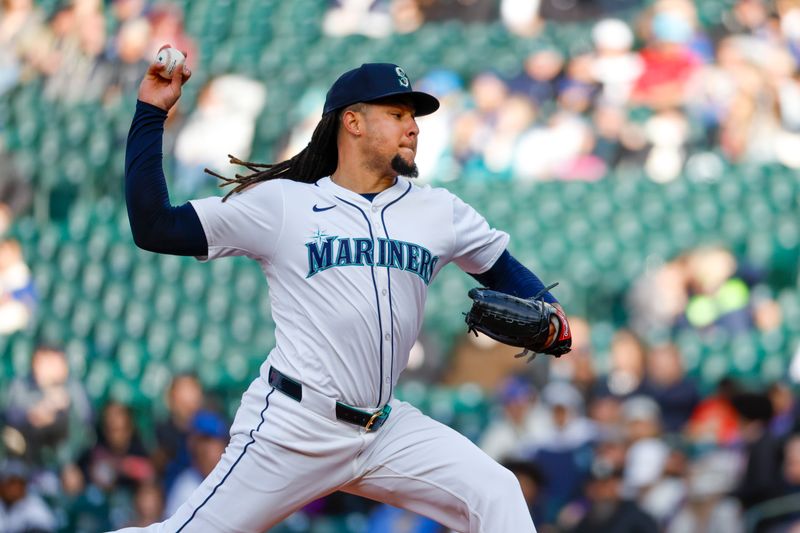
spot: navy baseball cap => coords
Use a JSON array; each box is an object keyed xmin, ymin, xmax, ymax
[{"xmin": 323, "ymin": 63, "xmax": 440, "ymax": 117}]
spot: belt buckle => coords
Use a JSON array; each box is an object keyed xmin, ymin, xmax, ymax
[
  {"xmin": 365, "ymin": 404, "xmax": 391, "ymax": 431},
  {"xmin": 365, "ymin": 411, "xmax": 382, "ymax": 431}
]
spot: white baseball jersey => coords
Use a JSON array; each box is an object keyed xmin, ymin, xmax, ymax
[
  {"xmin": 117, "ymin": 175, "xmax": 537, "ymax": 533},
  {"xmin": 190, "ymin": 176, "xmax": 509, "ymax": 408}
]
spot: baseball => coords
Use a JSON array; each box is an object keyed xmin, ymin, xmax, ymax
[{"xmin": 155, "ymin": 47, "xmax": 185, "ymax": 79}]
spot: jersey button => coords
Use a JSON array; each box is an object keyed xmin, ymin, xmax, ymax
[
  {"xmin": 372, "ymin": 206, "xmax": 379, "ymax": 212},
  {"xmin": 381, "ymin": 289, "xmax": 387, "ymax": 296},
  {"xmin": 384, "ymin": 333, "xmax": 390, "ymax": 341}
]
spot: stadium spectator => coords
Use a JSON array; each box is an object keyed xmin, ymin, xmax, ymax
[
  {"xmin": 0, "ymin": 238, "xmax": 36, "ymax": 335},
  {"xmin": 0, "ymin": 0, "xmax": 47, "ymax": 94},
  {"xmin": 152, "ymin": 374, "xmax": 205, "ymax": 493},
  {"xmin": 527, "ymin": 381, "xmax": 596, "ymax": 524},
  {"xmin": 681, "ymin": 247, "xmax": 754, "ymax": 333},
  {"xmin": 3, "ymin": 345, "xmax": 91, "ymax": 464},
  {"xmin": 589, "ymin": 18, "xmax": 643, "ymax": 107},
  {"xmin": 566, "ymin": 459, "xmax": 658, "ymax": 533},
  {"xmin": 145, "ymin": 3, "xmax": 195, "ymax": 67},
  {"xmin": 124, "ymin": 480, "xmax": 166, "ymax": 528},
  {"xmin": 414, "ymin": 69, "xmax": 465, "ymax": 183},
  {"xmin": 74, "ymin": 401, "xmax": 154, "ymax": 494},
  {"xmin": 500, "ymin": 0, "xmax": 543, "ymax": 36},
  {"xmin": 749, "ymin": 432, "xmax": 800, "ymax": 530},
  {"xmin": 42, "ymin": 0, "xmax": 108, "ymax": 103},
  {"xmin": 640, "ymin": 342, "xmax": 701, "ymax": 433},
  {"xmin": 780, "ymin": 434, "xmax": 800, "ymax": 495},
  {"xmin": 479, "ymin": 375, "xmax": 551, "ymax": 461},
  {"xmin": 508, "ymin": 49, "xmax": 564, "ymax": 108},
  {"xmin": 502, "ymin": 459, "xmax": 547, "ymax": 526},
  {"xmin": 666, "ymin": 451, "xmax": 743, "ymax": 533},
  {"xmin": 594, "ymin": 329, "xmax": 647, "ymax": 399},
  {"xmin": 101, "ymin": 17, "xmax": 152, "ymax": 103},
  {"xmin": 618, "ymin": 395, "xmax": 686, "ymax": 525},
  {"xmin": 164, "ymin": 410, "xmax": 229, "ymax": 517},
  {"xmin": 731, "ymin": 391, "xmax": 784, "ymax": 510},
  {"xmin": 0, "ymin": 148, "xmax": 33, "ymax": 222},
  {"xmin": 631, "ymin": 0, "xmax": 704, "ymax": 109},
  {"xmin": 172, "ymin": 74, "xmax": 267, "ymax": 196},
  {"xmin": 768, "ymin": 381, "xmax": 799, "ymax": 438},
  {"xmin": 548, "ymin": 316, "xmax": 597, "ymax": 399},
  {"xmin": 109, "ymin": 0, "xmax": 148, "ymax": 28},
  {"xmin": 0, "ymin": 459, "xmax": 57, "ymax": 533},
  {"xmin": 322, "ymin": 0, "xmax": 393, "ymax": 39},
  {"xmin": 686, "ymin": 377, "xmax": 742, "ymax": 448}
]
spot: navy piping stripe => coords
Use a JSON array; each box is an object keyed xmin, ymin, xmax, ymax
[
  {"xmin": 380, "ymin": 182, "xmax": 412, "ymax": 401},
  {"xmin": 334, "ymin": 195, "xmax": 385, "ymax": 408},
  {"xmin": 176, "ymin": 388, "xmax": 276, "ymax": 532}
]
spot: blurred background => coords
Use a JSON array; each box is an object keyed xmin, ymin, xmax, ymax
[{"xmin": 1, "ymin": 0, "xmax": 800, "ymax": 531}]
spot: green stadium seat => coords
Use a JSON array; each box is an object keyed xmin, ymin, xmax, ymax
[
  {"xmin": 70, "ymin": 300, "xmax": 97, "ymax": 339},
  {"xmin": 57, "ymin": 242, "xmax": 83, "ymax": 282},
  {"xmin": 94, "ymin": 319, "xmax": 122, "ymax": 358},
  {"xmin": 84, "ymin": 358, "xmax": 113, "ymax": 401},
  {"xmin": 759, "ymin": 353, "xmax": 788, "ymax": 383},
  {"xmin": 101, "ymin": 282, "xmax": 128, "ymax": 321},
  {"xmin": 175, "ymin": 306, "xmax": 203, "ymax": 341},
  {"xmin": 146, "ymin": 321, "xmax": 173, "ymax": 361},
  {"xmin": 64, "ymin": 337, "xmax": 89, "ymax": 379},
  {"xmin": 729, "ymin": 332, "xmax": 758, "ymax": 376},
  {"xmin": 181, "ymin": 265, "xmax": 208, "ymax": 304},
  {"xmin": 153, "ymin": 285, "xmax": 179, "ymax": 322},
  {"xmin": 139, "ymin": 360, "xmax": 173, "ymax": 400},
  {"xmin": 107, "ymin": 243, "xmax": 134, "ymax": 280},
  {"xmin": 168, "ymin": 341, "xmax": 198, "ymax": 373},
  {"xmin": 230, "ymin": 312, "xmax": 256, "ymax": 344},
  {"xmin": 223, "ymin": 350, "xmax": 250, "ymax": 384},
  {"xmin": 117, "ymin": 340, "xmax": 144, "ymax": 380},
  {"xmin": 123, "ymin": 301, "xmax": 149, "ymax": 340},
  {"xmin": 130, "ymin": 262, "xmax": 156, "ymax": 299},
  {"xmin": 205, "ymin": 285, "xmax": 232, "ymax": 323},
  {"xmin": 31, "ymin": 261, "xmax": 55, "ymax": 301},
  {"xmin": 49, "ymin": 282, "xmax": 76, "ymax": 322}
]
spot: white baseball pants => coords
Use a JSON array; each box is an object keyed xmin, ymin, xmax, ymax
[{"xmin": 113, "ymin": 371, "xmax": 536, "ymax": 533}]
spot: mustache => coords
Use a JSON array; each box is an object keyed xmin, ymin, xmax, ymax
[{"xmin": 391, "ymin": 154, "xmax": 419, "ymax": 178}]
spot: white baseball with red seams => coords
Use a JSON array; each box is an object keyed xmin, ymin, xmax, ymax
[
  {"xmin": 155, "ymin": 47, "xmax": 185, "ymax": 79},
  {"xmin": 113, "ymin": 175, "xmax": 537, "ymax": 533}
]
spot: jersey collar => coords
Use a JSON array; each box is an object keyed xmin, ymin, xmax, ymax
[{"xmin": 316, "ymin": 176, "xmax": 410, "ymax": 206}]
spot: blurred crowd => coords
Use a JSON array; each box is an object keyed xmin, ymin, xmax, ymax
[
  {"xmin": 0, "ymin": 0, "xmax": 196, "ymax": 105},
  {"xmin": 1, "ymin": 0, "xmax": 800, "ymax": 532},
  {"xmin": 309, "ymin": 0, "xmax": 800, "ymax": 185},
  {"xmin": 4, "ymin": 332, "xmax": 800, "ymax": 532}
]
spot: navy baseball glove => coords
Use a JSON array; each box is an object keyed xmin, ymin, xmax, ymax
[{"xmin": 465, "ymin": 284, "xmax": 572, "ymax": 362}]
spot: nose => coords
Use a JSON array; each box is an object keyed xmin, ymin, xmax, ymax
[{"xmin": 407, "ymin": 117, "xmax": 419, "ymax": 139}]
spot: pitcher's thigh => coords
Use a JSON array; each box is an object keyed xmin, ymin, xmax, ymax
[
  {"xmin": 343, "ymin": 402, "xmax": 536, "ymax": 533},
  {"xmin": 114, "ymin": 389, "xmax": 356, "ymax": 533}
]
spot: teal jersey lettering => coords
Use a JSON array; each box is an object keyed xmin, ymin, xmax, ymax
[{"xmin": 307, "ymin": 236, "xmax": 438, "ymax": 284}]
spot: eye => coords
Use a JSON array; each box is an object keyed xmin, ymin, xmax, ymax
[{"xmin": 391, "ymin": 112, "xmax": 402, "ymax": 119}]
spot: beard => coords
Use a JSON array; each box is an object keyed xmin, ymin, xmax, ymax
[{"xmin": 391, "ymin": 154, "xmax": 419, "ymax": 178}]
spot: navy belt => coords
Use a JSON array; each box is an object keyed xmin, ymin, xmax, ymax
[{"xmin": 268, "ymin": 366, "xmax": 391, "ymax": 431}]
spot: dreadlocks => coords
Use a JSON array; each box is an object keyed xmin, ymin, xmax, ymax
[{"xmin": 205, "ymin": 109, "xmax": 343, "ymax": 201}]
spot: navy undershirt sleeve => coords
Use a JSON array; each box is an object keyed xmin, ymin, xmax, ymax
[
  {"xmin": 125, "ymin": 100, "xmax": 208, "ymax": 256},
  {"xmin": 470, "ymin": 250, "xmax": 558, "ymax": 304}
]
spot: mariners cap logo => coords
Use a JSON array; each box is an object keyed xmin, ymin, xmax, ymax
[{"xmin": 396, "ymin": 67, "xmax": 410, "ymax": 88}]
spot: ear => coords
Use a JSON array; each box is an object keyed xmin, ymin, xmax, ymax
[{"xmin": 340, "ymin": 108, "xmax": 363, "ymax": 136}]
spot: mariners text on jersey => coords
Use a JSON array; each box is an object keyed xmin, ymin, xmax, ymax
[{"xmin": 306, "ymin": 235, "xmax": 440, "ymax": 285}]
